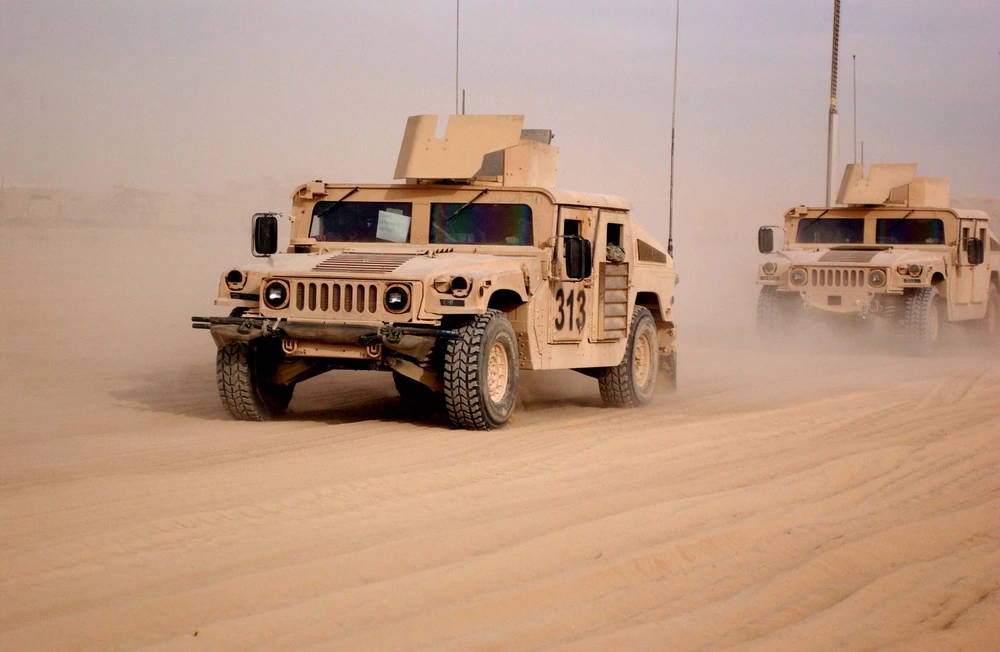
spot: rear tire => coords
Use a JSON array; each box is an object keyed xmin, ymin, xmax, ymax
[
  {"xmin": 442, "ymin": 310, "xmax": 519, "ymax": 430},
  {"xmin": 979, "ymin": 284, "xmax": 1000, "ymax": 345},
  {"xmin": 216, "ymin": 340, "xmax": 293, "ymax": 420},
  {"xmin": 902, "ymin": 286, "xmax": 943, "ymax": 353},
  {"xmin": 598, "ymin": 306, "xmax": 659, "ymax": 407}
]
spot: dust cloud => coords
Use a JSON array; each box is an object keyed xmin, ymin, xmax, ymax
[{"xmin": 3, "ymin": 0, "xmax": 1000, "ymax": 649}]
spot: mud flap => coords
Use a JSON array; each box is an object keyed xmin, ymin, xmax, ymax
[{"xmin": 659, "ymin": 350, "xmax": 677, "ymax": 391}]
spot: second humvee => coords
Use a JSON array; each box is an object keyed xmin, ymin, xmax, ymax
[
  {"xmin": 756, "ymin": 163, "xmax": 1000, "ymax": 350},
  {"xmin": 194, "ymin": 114, "xmax": 677, "ymax": 429}
]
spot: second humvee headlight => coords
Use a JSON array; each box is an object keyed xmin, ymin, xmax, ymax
[
  {"xmin": 762, "ymin": 262, "xmax": 778, "ymax": 275},
  {"xmin": 789, "ymin": 268, "xmax": 807, "ymax": 286},
  {"xmin": 262, "ymin": 280, "xmax": 289, "ymax": 309},
  {"xmin": 869, "ymin": 269, "xmax": 887, "ymax": 287}
]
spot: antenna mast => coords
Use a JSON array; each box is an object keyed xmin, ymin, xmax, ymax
[
  {"xmin": 852, "ymin": 53, "xmax": 857, "ymax": 163},
  {"xmin": 455, "ymin": 0, "xmax": 460, "ymax": 114},
  {"xmin": 825, "ymin": 0, "xmax": 841, "ymax": 205},
  {"xmin": 667, "ymin": 0, "xmax": 680, "ymax": 257}
]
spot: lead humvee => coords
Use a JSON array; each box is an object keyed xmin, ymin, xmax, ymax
[
  {"xmin": 756, "ymin": 163, "xmax": 1000, "ymax": 350},
  {"xmin": 193, "ymin": 115, "xmax": 677, "ymax": 429}
]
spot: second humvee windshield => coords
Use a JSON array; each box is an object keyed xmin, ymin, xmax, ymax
[{"xmin": 795, "ymin": 216, "xmax": 948, "ymax": 246}]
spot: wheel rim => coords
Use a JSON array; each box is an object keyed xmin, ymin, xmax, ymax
[
  {"xmin": 486, "ymin": 342, "xmax": 509, "ymax": 403},
  {"xmin": 633, "ymin": 331, "xmax": 653, "ymax": 389}
]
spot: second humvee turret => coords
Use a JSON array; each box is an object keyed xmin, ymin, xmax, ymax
[
  {"xmin": 756, "ymin": 163, "xmax": 1000, "ymax": 350},
  {"xmin": 194, "ymin": 114, "xmax": 677, "ymax": 429}
]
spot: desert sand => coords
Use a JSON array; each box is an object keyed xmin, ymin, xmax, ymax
[{"xmin": 1, "ymin": 218, "xmax": 998, "ymax": 650}]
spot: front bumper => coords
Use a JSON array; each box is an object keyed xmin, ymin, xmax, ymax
[{"xmin": 191, "ymin": 315, "xmax": 457, "ymax": 358}]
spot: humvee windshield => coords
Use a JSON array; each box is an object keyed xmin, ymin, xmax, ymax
[
  {"xmin": 875, "ymin": 218, "xmax": 945, "ymax": 245},
  {"xmin": 429, "ymin": 203, "xmax": 533, "ymax": 245},
  {"xmin": 309, "ymin": 201, "xmax": 412, "ymax": 243},
  {"xmin": 796, "ymin": 218, "xmax": 864, "ymax": 244}
]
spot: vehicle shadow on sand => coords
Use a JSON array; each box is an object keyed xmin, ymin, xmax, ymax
[{"xmin": 111, "ymin": 364, "xmax": 455, "ymax": 427}]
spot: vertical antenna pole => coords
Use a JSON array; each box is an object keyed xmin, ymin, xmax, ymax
[
  {"xmin": 462, "ymin": 89, "xmax": 466, "ymax": 115},
  {"xmin": 825, "ymin": 0, "xmax": 841, "ymax": 206},
  {"xmin": 852, "ymin": 53, "xmax": 857, "ymax": 163},
  {"xmin": 667, "ymin": 0, "xmax": 680, "ymax": 257},
  {"xmin": 455, "ymin": 0, "xmax": 460, "ymax": 114}
]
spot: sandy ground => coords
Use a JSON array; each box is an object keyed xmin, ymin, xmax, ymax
[{"xmin": 2, "ymin": 222, "xmax": 999, "ymax": 650}]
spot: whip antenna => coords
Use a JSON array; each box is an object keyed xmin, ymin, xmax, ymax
[
  {"xmin": 825, "ymin": 0, "xmax": 842, "ymax": 205},
  {"xmin": 667, "ymin": 0, "xmax": 680, "ymax": 257}
]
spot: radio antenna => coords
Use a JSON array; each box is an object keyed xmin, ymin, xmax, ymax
[
  {"xmin": 667, "ymin": 0, "xmax": 680, "ymax": 257},
  {"xmin": 824, "ymin": 0, "xmax": 842, "ymax": 205},
  {"xmin": 852, "ymin": 53, "xmax": 857, "ymax": 163},
  {"xmin": 454, "ymin": 0, "xmax": 460, "ymax": 114}
]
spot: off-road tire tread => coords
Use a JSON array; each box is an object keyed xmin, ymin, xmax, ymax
[
  {"xmin": 443, "ymin": 309, "xmax": 513, "ymax": 430},
  {"xmin": 903, "ymin": 286, "xmax": 940, "ymax": 349},
  {"xmin": 216, "ymin": 342, "xmax": 289, "ymax": 421},
  {"xmin": 598, "ymin": 305, "xmax": 656, "ymax": 408}
]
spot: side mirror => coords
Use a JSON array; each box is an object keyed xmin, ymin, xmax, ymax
[
  {"xmin": 564, "ymin": 236, "xmax": 593, "ymax": 279},
  {"xmin": 252, "ymin": 213, "xmax": 278, "ymax": 257},
  {"xmin": 758, "ymin": 226, "xmax": 777, "ymax": 254},
  {"xmin": 967, "ymin": 237, "xmax": 985, "ymax": 265}
]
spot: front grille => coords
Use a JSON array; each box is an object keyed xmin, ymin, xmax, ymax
[
  {"xmin": 807, "ymin": 267, "xmax": 866, "ymax": 288},
  {"xmin": 293, "ymin": 280, "xmax": 382, "ymax": 314},
  {"xmin": 263, "ymin": 278, "xmax": 416, "ymax": 321}
]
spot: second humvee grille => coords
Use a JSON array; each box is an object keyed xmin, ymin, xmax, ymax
[{"xmin": 313, "ymin": 253, "xmax": 414, "ymax": 274}]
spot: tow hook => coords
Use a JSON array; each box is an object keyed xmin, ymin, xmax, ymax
[{"xmin": 379, "ymin": 323, "xmax": 404, "ymax": 344}]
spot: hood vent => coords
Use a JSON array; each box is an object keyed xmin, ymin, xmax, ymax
[
  {"xmin": 313, "ymin": 253, "xmax": 414, "ymax": 274},
  {"xmin": 819, "ymin": 250, "xmax": 879, "ymax": 263}
]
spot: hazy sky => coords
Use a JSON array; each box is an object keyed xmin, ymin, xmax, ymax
[{"xmin": 2, "ymin": 0, "xmax": 998, "ymax": 226}]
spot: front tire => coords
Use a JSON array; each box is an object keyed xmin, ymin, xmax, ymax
[
  {"xmin": 442, "ymin": 310, "xmax": 519, "ymax": 430},
  {"xmin": 216, "ymin": 340, "xmax": 293, "ymax": 420},
  {"xmin": 756, "ymin": 285, "xmax": 800, "ymax": 339},
  {"xmin": 598, "ymin": 305, "xmax": 659, "ymax": 407},
  {"xmin": 902, "ymin": 286, "xmax": 943, "ymax": 352}
]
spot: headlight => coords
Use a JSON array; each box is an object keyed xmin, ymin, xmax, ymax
[
  {"xmin": 450, "ymin": 276, "xmax": 471, "ymax": 298},
  {"xmin": 262, "ymin": 280, "xmax": 289, "ymax": 309},
  {"xmin": 433, "ymin": 276, "xmax": 452, "ymax": 293},
  {"xmin": 907, "ymin": 264, "xmax": 923, "ymax": 277},
  {"xmin": 384, "ymin": 285, "xmax": 411, "ymax": 313},
  {"xmin": 762, "ymin": 262, "xmax": 778, "ymax": 275},
  {"xmin": 869, "ymin": 269, "xmax": 887, "ymax": 287},
  {"xmin": 789, "ymin": 268, "xmax": 808, "ymax": 286},
  {"xmin": 225, "ymin": 269, "xmax": 246, "ymax": 289}
]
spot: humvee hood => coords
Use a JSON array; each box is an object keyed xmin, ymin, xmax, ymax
[
  {"xmin": 781, "ymin": 247, "xmax": 944, "ymax": 267},
  {"xmin": 235, "ymin": 249, "xmax": 534, "ymax": 279}
]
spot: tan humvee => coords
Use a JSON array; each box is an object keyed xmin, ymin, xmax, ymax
[
  {"xmin": 194, "ymin": 115, "xmax": 677, "ymax": 429},
  {"xmin": 756, "ymin": 163, "xmax": 1000, "ymax": 350}
]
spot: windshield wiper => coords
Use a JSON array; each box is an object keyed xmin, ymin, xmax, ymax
[
  {"xmin": 802, "ymin": 209, "xmax": 830, "ymax": 229},
  {"xmin": 314, "ymin": 186, "xmax": 360, "ymax": 220},
  {"xmin": 446, "ymin": 188, "xmax": 489, "ymax": 224},
  {"xmin": 885, "ymin": 210, "xmax": 915, "ymax": 237}
]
